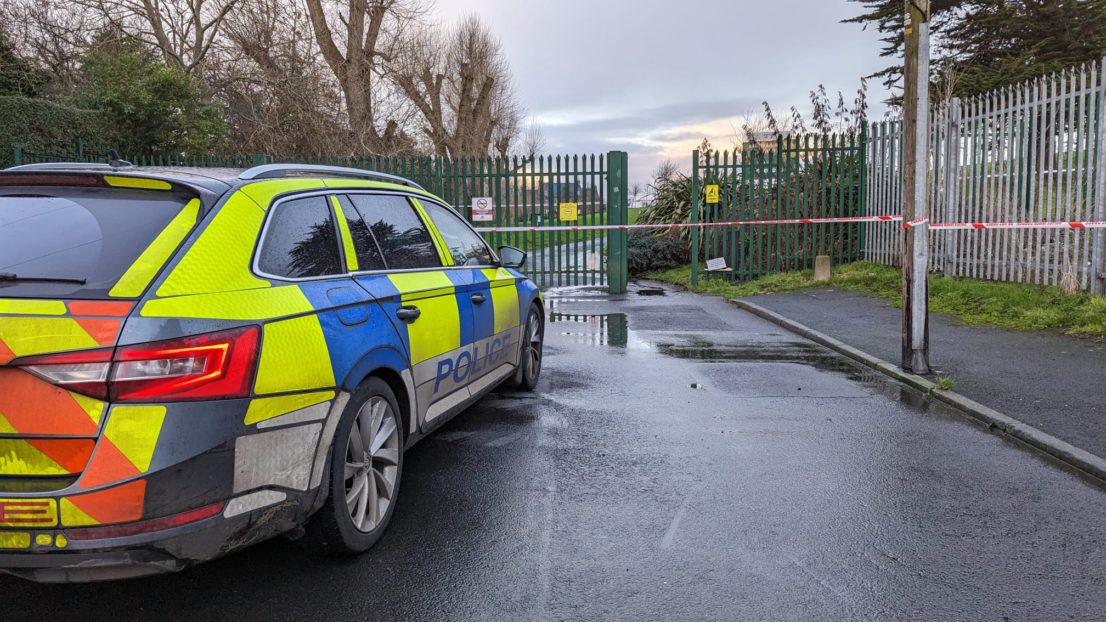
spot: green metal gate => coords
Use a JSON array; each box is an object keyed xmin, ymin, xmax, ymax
[
  {"xmin": 9, "ymin": 146, "xmax": 630, "ymax": 293},
  {"xmin": 690, "ymin": 129, "xmax": 867, "ymax": 284}
]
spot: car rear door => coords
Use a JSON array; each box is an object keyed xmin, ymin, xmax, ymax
[
  {"xmin": 341, "ymin": 193, "xmax": 473, "ymax": 428},
  {"xmin": 0, "ymin": 179, "xmax": 201, "ymax": 493}
]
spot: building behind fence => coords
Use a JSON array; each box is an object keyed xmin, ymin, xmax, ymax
[{"xmin": 865, "ymin": 58, "xmax": 1106, "ymax": 295}]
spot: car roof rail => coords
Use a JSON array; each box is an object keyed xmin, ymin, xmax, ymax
[
  {"xmin": 238, "ymin": 163, "xmax": 426, "ymax": 191},
  {"xmin": 5, "ymin": 162, "xmax": 118, "ymax": 172}
]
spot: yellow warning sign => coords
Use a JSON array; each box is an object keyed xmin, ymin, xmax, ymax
[
  {"xmin": 705, "ymin": 185, "xmax": 720, "ymax": 204},
  {"xmin": 559, "ymin": 202, "xmax": 579, "ymax": 221}
]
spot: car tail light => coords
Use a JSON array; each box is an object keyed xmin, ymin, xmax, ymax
[
  {"xmin": 66, "ymin": 501, "xmax": 226, "ymax": 540},
  {"xmin": 23, "ymin": 349, "xmax": 113, "ymax": 400},
  {"xmin": 19, "ymin": 326, "xmax": 260, "ymax": 402},
  {"xmin": 111, "ymin": 326, "xmax": 260, "ymax": 401}
]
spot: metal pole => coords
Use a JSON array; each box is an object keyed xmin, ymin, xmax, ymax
[
  {"xmin": 942, "ymin": 98, "xmax": 962, "ymax": 274},
  {"xmin": 901, "ymin": 0, "xmax": 931, "ymax": 373},
  {"xmin": 1092, "ymin": 57, "xmax": 1106, "ymax": 295},
  {"xmin": 691, "ymin": 149, "xmax": 701, "ymax": 286}
]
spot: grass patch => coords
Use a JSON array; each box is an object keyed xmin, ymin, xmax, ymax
[
  {"xmin": 645, "ymin": 261, "xmax": 1106, "ymax": 338},
  {"xmin": 935, "ymin": 376, "xmax": 956, "ymax": 391}
]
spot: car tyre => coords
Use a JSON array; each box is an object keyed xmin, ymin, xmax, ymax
[
  {"xmin": 506, "ymin": 303, "xmax": 543, "ymax": 391},
  {"xmin": 306, "ymin": 377, "xmax": 404, "ymax": 555}
]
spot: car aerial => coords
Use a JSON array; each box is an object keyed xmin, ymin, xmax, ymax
[{"xmin": 0, "ymin": 162, "xmax": 544, "ymax": 583}]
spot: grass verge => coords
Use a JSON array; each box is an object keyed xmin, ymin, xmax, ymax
[{"xmin": 645, "ymin": 261, "xmax": 1106, "ymax": 338}]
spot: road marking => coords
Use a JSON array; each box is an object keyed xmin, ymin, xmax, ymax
[{"xmin": 661, "ymin": 492, "xmax": 693, "ymax": 549}]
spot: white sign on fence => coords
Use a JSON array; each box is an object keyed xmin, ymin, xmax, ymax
[
  {"xmin": 587, "ymin": 252, "xmax": 601, "ymax": 271},
  {"xmin": 472, "ymin": 197, "xmax": 494, "ymax": 222},
  {"xmin": 706, "ymin": 257, "xmax": 728, "ymax": 271}
]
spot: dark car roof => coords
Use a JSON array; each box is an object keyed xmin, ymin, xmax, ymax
[{"xmin": 0, "ymin": 163, "xmax": 240, "ymax": 195}]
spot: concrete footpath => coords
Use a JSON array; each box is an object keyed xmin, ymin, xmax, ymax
[{"xmin": 741, "ymin": 288, "xmax": 1106, "ymax": 461}]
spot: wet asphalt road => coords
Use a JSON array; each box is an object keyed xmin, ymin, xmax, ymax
[{"xmin": 4, "ymin": 283, "xmax": 1106, "ymax": 621}]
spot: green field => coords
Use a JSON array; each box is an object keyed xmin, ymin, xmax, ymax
[{"xmin": 647, "ymin": 262, "xmax": 1106, "ymax": 338}]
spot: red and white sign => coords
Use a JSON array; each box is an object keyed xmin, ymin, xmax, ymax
[{"xmin": 471, "ymin": 197, "xmax": 494, "ymax": 222}]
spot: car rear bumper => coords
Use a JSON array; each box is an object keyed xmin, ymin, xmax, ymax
[{"xmin": 0, "ymin": 494, "xmax": 308, "ymax": 583}]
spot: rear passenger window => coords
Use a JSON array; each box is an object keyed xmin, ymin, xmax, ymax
[
  {"xmin": 347, "ymin": 194, "xmax": 441, "ymax": 270},
  {"xmin": 335, "ymin": 195, "xmax": 386, "ymax": 271},
  {"xmin": 257, "ymin": 196, "xmax": 342, "ymax": 278}
]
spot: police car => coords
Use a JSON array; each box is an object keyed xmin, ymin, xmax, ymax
[{"xmin": 0, "ymin": 163, "xmax": 544, "ymax": 582}]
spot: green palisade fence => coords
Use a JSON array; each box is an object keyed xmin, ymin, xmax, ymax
[
  {"xmin": 691, "ymin": 128, "xmax": 867, "ymax": 284},
  {"xmin": 8, "ymin": 147, "xmax": 630, "ymax": 293}
]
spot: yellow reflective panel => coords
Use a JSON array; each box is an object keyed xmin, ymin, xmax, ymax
[
  {"xmin": 255, "ymin": 316, "xmax": 335, "ymax": 395},
  {"xmin": 0, "ymin": 532, "xmax": 30, "ymax": 549},
  {"xmin": 388, "ymin": 271, "xmax": 454, "ymax": 296},
  {"xmin": 142, "ymin": 286, "xmax": 314, "ymax": 321},
  {"xmin": 0, "ymin": 498, "xmax": 58, "ymax": 528},
  {"xmin": 0, "ymin": 412, "xmax": 15, "ymax": 434},
  {"xmin": 110, "ymin": 199, "xmax": 201, "ymax": 298},
  {"xmin": 330, "ymin": 195, "xmax": 360, "ymax": 272},
  {"xmin": 103, "ymin": 176, "xmax": 172, "ymax": 191},
  {"xmin": 0, "ymin": 299, "xmax": 67, "ymax": 316},
  {"xmin": 321, "ymin": 179, "xmax": 438, "ymax": 202},
  {"xmin": 245, "ymin": 390, "xmax": 335, "ymax": 426},
  {"xmin": 0, "ymin": 440, "xmax": 67, "ymax": 476},
  {"xmin": 0, "ymin": 318, "xmax": 99, "ymax": 357},
  {"xmin": 240, "ymin": 179, "xmax": 326, "ymax": 211},
  {"xmin": 102, "ymin": 405, "xmax": 167, "ymax": 472},
  {"xmin": 35, "ymin": 533, "xmax": 52, "ymax": 546},
  {"xmin": 404, "ymin": 295, "xmax": 460, "ymax": 364},
  {"xmin": 59, "ymin": 498, "xmax": 97, "ymax": 527},
  {"xmin": 483, "ymin": 269, "xmax": 520, "ymax": 334},
  {"xmin": 69, "ymin": 393, "xmax": 106, "ymax": 428},
  {"xmin": 157, "ymin": 192, "xmax": 271, "ymax": 296},
  {"xmin": 388, "ymin": 271, "xmax": 460, "ymax": 363}
]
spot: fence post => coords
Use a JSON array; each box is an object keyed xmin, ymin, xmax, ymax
[
  {"xmin": 1093, "ymin": 58, "xmax": 1106, "ymax": 295},
  {"xmin": 12, "ymin": 145, "xmax": 22, "ymax": 167},
  {"xmin": 251, "ymin": 153, "xmax": 272, "ymax": 167},
  {"xmin": 606, "ymin": 151, "xmax": 629, "ymax": 294},
  {"xmin": 691, "ymin": 149, "xmax": 701, "ymax": 285},
  {"xmin": 859, "ymin": 122, "xmax": 869, "ymax": 260},
  {"xmin": 942, "ymin": 98, "xmax": 962, "ymax": 276}
]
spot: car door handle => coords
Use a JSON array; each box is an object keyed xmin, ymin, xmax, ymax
[
  {"xmin": 395, "ymin": 305, "xmax": 421, "ymax": 323},
  {"xmin": 471, "ymin": 293, "xmax": 486, "ymax": 304}
]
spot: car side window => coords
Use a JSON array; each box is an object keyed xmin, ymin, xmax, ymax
[
  {"xmin": 420, "ymin": 201, "xmax": 495, "ymax": 267},
  {"xmin": 257, "ymin": 195, "xmax": 343, "ymax": 278},
  {"xmin": 347, "ymin": 194, "xmax": 441, "ymax": 270},
  {"xmin": 335, "ymin": 195, "xmax": 386, "ymax": 271}
]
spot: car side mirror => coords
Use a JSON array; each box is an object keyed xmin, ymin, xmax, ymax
[{"xmin": 498, "ymin": 245, "xmax": 527, "ymax": 269}]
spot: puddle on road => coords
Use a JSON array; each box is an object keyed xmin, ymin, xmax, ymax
[
  {"xmin": 635, "ymin": 288, "xmax": 667, "ymax": 297},
  {"xmin": 545, "ymin": 304, "xmax": 937, "ymax": 410}
]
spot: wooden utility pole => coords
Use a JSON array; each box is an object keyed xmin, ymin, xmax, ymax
[{"xmin": 901, "ymin": 0, "xmax": 931, "ymax": 373}]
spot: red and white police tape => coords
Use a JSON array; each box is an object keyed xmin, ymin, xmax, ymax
[
  {"xmin": 472, "ymin": 215, "xmax": 901, "ymax": 233},
  {"xmin": 472, "ymin": 215, "xmax": 1106, "ymax": 233},
  {"xmin": 902, "ymin": 217, "xmax": 1106, "ymax": 231}
]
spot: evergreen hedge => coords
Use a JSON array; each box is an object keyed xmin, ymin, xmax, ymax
[{"xmin": 0, "ymin": 96, "xmax": 109, "ymax": 167}]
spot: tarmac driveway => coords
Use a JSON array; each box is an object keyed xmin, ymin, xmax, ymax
[{"xmin": 3, "ymin": 283, "xmax": 1105, "ymax": 621}]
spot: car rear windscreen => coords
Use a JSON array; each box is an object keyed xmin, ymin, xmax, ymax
[{"xmin": 0, "ymin": 186, "xmax": 196, "ymax": 299}]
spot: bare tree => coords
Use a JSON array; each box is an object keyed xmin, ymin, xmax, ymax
[
  {"xmin": 305, "ymin": 0, "xmax": 426, "ymax": 154},
  {"xmin": 391, "ymin": 15, "xmax": 522, "ymax": 158},
  {"xmin": 518, "ymin": 120, "xmax": 546, "ymax": 158},
  {"xmin": 0, "ymin": 1, "xmax": 99, "ymax": 93},
  {"xmin": 210, "ymin": 0, "xmax": 349, "ymax": 154},
  {"xmin": 629, "ymin": 182, "xmax": 643, "ymax": 208},
  {"xmin": 77, "ymin": 0, "xmax": 241, "ymax": 75}
]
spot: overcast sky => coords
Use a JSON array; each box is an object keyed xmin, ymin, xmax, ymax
[{"xmin": 436, "ymin": 0, "xmax": 893, "ymax": 187}]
